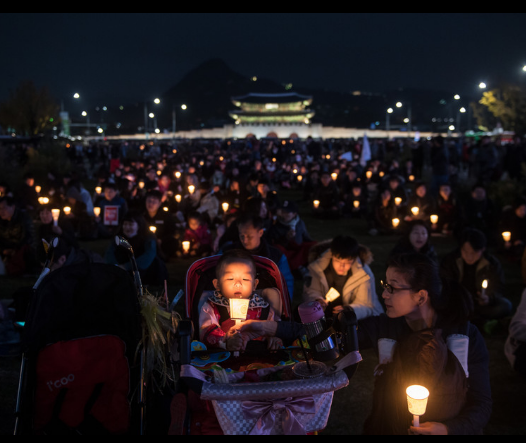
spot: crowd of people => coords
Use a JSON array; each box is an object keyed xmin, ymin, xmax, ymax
[{"xmin": 1, "ymin": 132, "xmax": 526, "ymax": 434}]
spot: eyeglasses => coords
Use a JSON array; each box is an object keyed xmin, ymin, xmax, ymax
[{"xmin": 380, "ymin": 279, "xmax": 413, "ymax": 294}]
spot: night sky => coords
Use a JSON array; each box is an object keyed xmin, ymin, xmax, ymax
[{"xmin": 2, "ymin": 13, "xmax": 526, "ymax": 108}]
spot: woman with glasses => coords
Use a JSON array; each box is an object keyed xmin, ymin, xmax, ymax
[{"xmin": 358, "ymin": 252, "xmax": 491, "ymax": 435}]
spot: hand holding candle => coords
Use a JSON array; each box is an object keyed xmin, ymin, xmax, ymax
[{"xmin": 479, "ymin": 279, "xmax": 489, "ymax": 306}]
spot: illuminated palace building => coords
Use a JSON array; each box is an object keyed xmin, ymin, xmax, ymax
[
  {"xmin": 94, "ymin": 91, "xmax": 450, "ymax": 142},
  {"xmin": 228, "ymin": 92, "xmax": 317, "ymax": 139}
]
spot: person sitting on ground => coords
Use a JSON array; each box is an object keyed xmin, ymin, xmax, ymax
[
  {"xmin": 303, "ymin": 235, "xmax": 384, "ymax": 320},
  {"xmin": 389, "ymin": 219, "xmax": 438, "ymax": 263},
  {"xmin": 0, "ymin": 196, "xmax": 39, "ymax": 276},
  {"xmin": 499, "ymin": 196, "xmax": 526, "ymax": 259},
  {"xmin": 199, "ymin": 249, "xmax": 283, "ymax": 351},
  {"xmin": 143, "ymin": 189, "xmax": 178, "ymax": 260},
  {"xmin": 312, "ymin": 171, "xmax": 341, "ymax": 219},
  {"xmin": 180, "ymin": 211, "xmax": 213, "ymax": 258},
  {"xmin": 440, "ymin": 227, "xmax": 512, "ymax": 333},
  {"xmin": 93, "ymin": 182, "xmax": 129, "ymax": 238},
  {"xmin": 105, "ymin": 212, "xmax": 167, "ymax": 287},
  {"xmin": 268, "ymin": 199, "xmax": 317, "ymax": 281}
]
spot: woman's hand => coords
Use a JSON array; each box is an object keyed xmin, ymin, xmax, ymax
[{"xmin": 410, "ymin": 421, "xmax": 448, "ymax": 435}]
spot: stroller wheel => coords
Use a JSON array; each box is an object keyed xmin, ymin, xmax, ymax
[{"xmin": 168, "ymin": 393, "xmax": 187, "ymax": 435}]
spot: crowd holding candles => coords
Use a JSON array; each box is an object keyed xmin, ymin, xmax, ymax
[{"xmin": 2, "ymin": 132, "xmax": 526, "ymax": 434}]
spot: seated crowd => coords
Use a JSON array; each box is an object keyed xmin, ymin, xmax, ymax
[{"xmin": 1, "ymin": 133, "xmax": 526, "ymax": 384}]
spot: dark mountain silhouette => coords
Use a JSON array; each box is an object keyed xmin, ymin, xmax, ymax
[{"xmin": 100, "ymin": 58, "xmax": 469, "ymax": 136}]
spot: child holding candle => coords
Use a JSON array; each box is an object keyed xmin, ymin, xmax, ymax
[{"xmin": 198, "ymin": 249, "xmax": 283, "ymax": 351}]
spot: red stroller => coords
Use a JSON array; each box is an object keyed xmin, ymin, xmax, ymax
[{"xmin": 173, "ymin": 254, "xmax": 362, "ymax": 435}]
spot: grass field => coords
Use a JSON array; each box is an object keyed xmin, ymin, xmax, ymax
[{"xmin": 1, "ymin": 188, "xmax": 525, "ymax": 435}]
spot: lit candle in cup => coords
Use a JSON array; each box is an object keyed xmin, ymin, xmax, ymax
[
  {"xmin": 409, "ymin": 174, "xmax": 415, "ymax": 181},
  {"xmin": 93, "ymin": 207, "xmax": 101, "ymax": 217},
  {"xmin": 35, "ymin": 185, "xmax": 41, "ymax": 194},
  {"xmin": 411, "ymin": 206, "xmax": 419, "ymax": 216},
  {"xmin": 366, "ymin": 170, "xmax": 373, "ymax": 179},
  {"xmin": 297, "ymin": 174, "xmax": 303, "ymax": 182},
  {"xmin": 188, "ymin": 185, "xmax": 195, "ymax": 194},
  {"xmin": 430, "ymin": 214, "xmax": 438, "ymax": 225},
  {"xmin": 175, "ymin": 171, "xmax": 181, "ymax": 179},
  {"xmin": 182, "ymin": 241, "xmax": 190, "ymax": 254},
  {"xmin": 331, "ymin": 172, "xmax": 337, "ymax": 181},
  {"xmin": 51, "ymin": 209, "xmax": 60, "ymax": 226},
  {"xmin": 502, "ymin": 231, "xmax": 511, "ymax": 243},
  {"xmin": 95, "ymin": 186, "xmax": 102, "ymax": 194},
  {"xmin": 175, "ymin": 194, "xmax": 182, "ymax": 203},
  {"xmin": 313, "ymin": 200, "xmax": 320, "ymax": 209},
  {"xmin": 229, "ymin": 297, "xmax": 250, "ymax": 325},
  {"xmin": 222, "ymin": 202, "xmax": 229, "ymax": 213},
  {"xmin": 138, "ymin": 181, "xmax": 145, "ymax": 189},
  {"xmin": 394, "ymin": 197, "xmax": 402, "ymax": 206},
  {"xmin": 406, "ymin": 385, "xmax": 429, "ymax": 428},
  {"xmin": 63, "ymin": 206, "xmax": 71, "ymax": 216},
  {"xmin": 392, "ymin": 218, "xmax": 400, "ymax": 228},
  {"xmin": 353, "ymin": 200, "xmax": 360, "ymax": 208},
  {"xmin": 149, "ymin": 226, "xmax": 157, "ymax": 233},
  {"xmin": 38, "ymin": 196, "xmax": 49, "ymax": 205}
]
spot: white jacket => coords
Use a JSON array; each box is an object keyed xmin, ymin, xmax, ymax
[{"xmin": 303, "ymin": 249, "xmax": 384, "ymax": 320}]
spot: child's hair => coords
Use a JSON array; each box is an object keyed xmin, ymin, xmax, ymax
[
  {"xmin": 330, "ymin": 235, "xmax": 373, "ymax": 265},
  {"xmin": 387, "ymin": 252, "xmax": 473, "ymax": 327},
  {"xmin": 215, "ymin": 249, "xmax": 257, "ymax": 279}
]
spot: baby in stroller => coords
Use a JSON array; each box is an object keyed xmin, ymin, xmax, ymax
[{"xmin": 198, "ymin": 249, "xmax": 283, "ymax": 351}]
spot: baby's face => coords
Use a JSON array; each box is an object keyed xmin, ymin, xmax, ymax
[{"xmin": 214, "ymin": 262, "xmax": 258, "ymax": 300}]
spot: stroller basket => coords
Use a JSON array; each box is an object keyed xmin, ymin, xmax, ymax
[{"xmin": 180, "ymin": 350, "xmax": 361, "ymax": 435}]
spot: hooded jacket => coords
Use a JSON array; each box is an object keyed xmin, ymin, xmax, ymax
[{"xmin": 303, "ymin": 249, "xmax": 384, "ymax": 320}]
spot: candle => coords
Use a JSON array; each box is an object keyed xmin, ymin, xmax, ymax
[
  {"xmin": 222, "ymin": 202, "xmax": 229, "ymax": 213},
  {"xmin": 35, "ymin": 185, "xmax": 41, "ymax": 194},
  {"xmin": 353, "ymin": 200, "xmax": 360, "ymax": 208},
  {"xmin": 481, "ymin": 279, "xmax": 488, "ymax": 297},
  {"xmin": 409, "ymin": 174, "xmax": 415, "ymax": 181},
  {"xmin": 392, "ymin": 218, "xmax": 400, "ymax": 228},
  {"xmin": 394, "ymin": 197, "xmax": 402, "ymax": 206},
  {"xmin": 95, "ymin": 186, "xmax": 102, "ymax": 194},
  {"xmin": 188, "ymin": 185, "xmax": 195, "ymax": 194},
  {"xmin": 138, "ymin": 181, "xmax": 145, "ymax": 189},
  {"xmin": 175, "ymin": 194, "xmax": 182, "ymax": 203},
  {"xmin": 229, "ymin": 298, "xmax": 250, "ymax": 324},
  {"xmin": 406, "ymin": 385, "xmax": 429, "ymax": 428},
  {"xmin": 51, "ymin": 209, "xmax": 60, "ymax": 226},
  {"xmin": 175, "ymin": 171, "xmax": 181, "ymax": 179},
  {"xmin": 313, "ymin": 200, "xmax": 320, "ymax": 209},
  {"xmin": 182, "ymin": 241, "xmax": 190, "ymax": 253},
  {"xmin": 366, "ymin": 170, "xmax": 373, "ymax": 179},
  {"xmin": 149, "ymin": 226, "xmax": 157, "ymax": 233},
  {"xmin": 411, "ymin": 207, "xmax": 419, "ymax": 216},
  {"xmin": 63, "ymin": 206, "xmax": 71, "ymax": 216},
  {"xmin": 38, "ymin": 196, "xmax": 49, "ymax": 205},
  {"xmin": 502, "ymin": 231, "xmax": 511, "ymax": 242},
  {"xmin": 430, "ymin": 214, "xmax": 438, "ymax": 225},
  {"xmin": 297, "ymin": 174, "xmax": 303, "ymax": 182},
  {"xmin": 331, "ymin": 172, "xmax": 337, "ymax": 181},
  {"xmin": 93, "ymin": 207, "xmax": 101, "ymax": 217}
]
